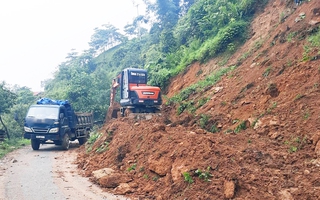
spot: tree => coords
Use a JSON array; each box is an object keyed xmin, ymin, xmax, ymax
[
  {"xmin": 124, "ymin": 15, "xmax": 148, "ymax": 38},
  {"xmin": 4, "ymin": 86, "xmax": 36, "ymax": 138},
  {"xmin": 89, "ymin": 24, "xmax": 127, "ymax": 55},
  {"xmin": 0, "ymin": 82, "xmax": 17, "ymax": 139}
]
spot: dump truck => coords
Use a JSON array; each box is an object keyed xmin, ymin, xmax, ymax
[
  {"xmin": 24, "ymin": 98, "xmax": 93, "ymax": 150},
  {"xmin": 106, "ymin": 68, "xmax": 162, "ymax": 121}
]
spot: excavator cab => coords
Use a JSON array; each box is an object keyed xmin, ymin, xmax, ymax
[
  {"xmin": 119, "ymin": 68, "xmax": 162, "ymax": 115},
  {"xmin": 106, "ymin": 68, "xmax": 162, "ymax": 121}
]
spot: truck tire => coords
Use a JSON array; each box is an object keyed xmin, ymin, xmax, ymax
[
  {"xmin": 31, "ymin": 139, "xmax": 40, "ymax": 150},
  {"xmin": 61, "ymin": 134, "xmax": 70, "ymax": 150},
  {"xmin": 78, "ymin": 137, "xmax": 87, "ymax": 145}
]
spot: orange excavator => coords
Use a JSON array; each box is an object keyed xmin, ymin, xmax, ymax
[{"xmin": 106, "ymin": 68, "xmax": 162, "ymax": 121}]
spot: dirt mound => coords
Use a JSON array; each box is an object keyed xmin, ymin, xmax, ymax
[{"xmin": 76, "ymin": 1, "xmax": 320, "ymax": 199}]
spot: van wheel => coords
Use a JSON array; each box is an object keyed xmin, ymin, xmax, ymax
[
  {"xmin": 61, "ymin": 134, "xmax": 70, "ymax": 150},
  {"xmin": 31, "ymin": 139, "xmax": 40, "ymax": 150}
]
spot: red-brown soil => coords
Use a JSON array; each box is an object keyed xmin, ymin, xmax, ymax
[{"xmin": 76, "ymin": 1, "xmax": 320, "ymax": 199}]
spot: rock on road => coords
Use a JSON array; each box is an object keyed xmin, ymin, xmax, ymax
[{"xmin": 0, "ymin": 142, "xmax": 130, "ymax": 200}]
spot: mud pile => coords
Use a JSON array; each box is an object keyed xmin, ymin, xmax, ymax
[{"xmin": 76, "ymin": 1, "xmax": 320, "ymax": 199}]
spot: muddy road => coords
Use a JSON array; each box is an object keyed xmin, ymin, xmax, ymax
[{"xmin": 0, "ymin": 142, "xmax": 129, "ymax": 200}]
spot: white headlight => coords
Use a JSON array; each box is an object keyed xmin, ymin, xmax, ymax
[
  {"xmin": 24, "ymin": 127, "xmax": 32, "ymax": 132},
  {"xmin": 49, "ymin": 128, "xmax": 59, "ymax": 133}
]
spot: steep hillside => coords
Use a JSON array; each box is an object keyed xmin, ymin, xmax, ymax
[{"xmin": 76, "ymin": 1, "xmax": 320, "ymax": 199}]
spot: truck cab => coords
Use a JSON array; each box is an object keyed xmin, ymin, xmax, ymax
[
  {"xmin": 24, "ymin": 98, "xmax": 93, "ymax": 150},
  {"xmin": 24, "ymin": 104, "xmax": 72, "ymax": 150}
]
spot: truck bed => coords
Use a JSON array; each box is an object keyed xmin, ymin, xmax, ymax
[{"xmin": 75, "ymin": 112, "xmax": 93, "ymax": 129}]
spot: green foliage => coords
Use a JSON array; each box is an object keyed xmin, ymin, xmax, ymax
[
  {"xmin": 152, "ymin": 176, "xmax": 159, "ymax": 181},
  {"xmin": 209, "ymin": 125, "xmax": 219, "ymax": 133},
  {"xmin": 0, "ymin": 84, "xmax": 36, "ymax": 140},
  {"xmin": 287, "ymin": 32, "xmax": 297, "ymax": 42},
  {"xmin": 183, "ymin": 172, "xmax": 193, "ymax": 184},
  {"xmin": 284, "ymin": 136, "xmax": 307, "ymax": 153},
  {"xmin": 198, "ymin": 97, "xmax": 209, "ymax": 108},
  {"xmin": 279, "ymin": 11, "xmax": 285, "ymax": 23},
  {"xmin": 143, "ymin": 174, "xmax": 149, "ymax": 179},
  {"xmin": 195, "ymin": 167, "xmax": 213, "ymax": 182},
  {"xmin": 302, "ymin": 45, "xmax": 311, "ymax": 61},
  {"xmin": 263, "ymin": 66, "xmax": 272, "ymax": 77},
  {"xmin": 197, "ymin": 20, "xmax": 249, "ymax": 63},
  {"xmin": 89, "ymin": 23, "xmax": 126, "ymax": 53},
  {"xmin": 300, "ymin": 28, "xmax": 320, "ymax": 61},
  {"xmin": 127, "ymin": 163, "xmax": 137, "ymax": 172},
  {"xmin": 308, "ymin": 28, "xmax": 320, "ymax": 50},
  {"xmin": 199, "ymin": 114, "xmax": 210, "ymax": 129},
  {"xmin": 198, "ymin": 114, "xmax": 219, "ymax": 133},
  {"xmin": 86, "ymin": 131, "xmax": 102, "ymax": 153},
  {"xmin": 160, "ymin": 30, "xmax": 177, "ymax": 53},
  {"xmin": 96, "ymin": 141, "xmax": 109, "ymax": 153},
  {"xmin": 0, "ymin": 83, "xmax": 17, "ymax": 115},
  {"xmin": 2, "ymin": 87, "xmax": 36, "ymax": 139},
  {"xmin": 175, "ymin": 0, "xmax": 262, "ymax": 46},
  {"xmin": 147, "ymin": 66, "xmax": 171, "ymax": 89},
  {"xmin": 0, "ymin": 139, "xmax": 30, "ymax": 159},
  {"xmin": 40, "ymin": 0, "xmax": 265, "ymax": 124},
  {"xmin": 234, "ymin": 120, "xmax": 247, "ymax": 133},
  {"xmin": 168, "ymin": 66, "xmax": 234, "ymax": 114}
]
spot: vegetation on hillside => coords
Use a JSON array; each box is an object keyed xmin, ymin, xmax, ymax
[
  {"xmin": 2, "ymin": 0, "xmax": 319, "ymax": 141},
  {"xmin": 41, "ymin": 0, "xmax": 267, "ymax": 122},
  {"xmin": 0, "ymin": 83, "xmax": 35, "ymax": 154}
]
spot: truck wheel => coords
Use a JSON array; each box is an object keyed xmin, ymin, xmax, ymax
[
  {"xmin": 78, "ymin": 137, "xmax": 87, "ymax": 145},
  {"xmin": 31, "ymin": 139, "xmax": 40, "ymax": 150},
  {"xmin": 61, "ymin": 134, "xmax": 70, "ymax": 150}
]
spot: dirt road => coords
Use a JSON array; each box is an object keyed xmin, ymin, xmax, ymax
[{"xmin": 0, "ymin": 142, "xmax": 130, "ymax": 200}]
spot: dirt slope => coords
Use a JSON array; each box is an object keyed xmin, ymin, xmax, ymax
[{"xmin": 76, "ymin": 1, "xmax": 320, "ymax": 199}]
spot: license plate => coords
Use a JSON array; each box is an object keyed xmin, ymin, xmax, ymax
[{"xmin": 36, "ymin": 136, "xmax": 45, "ymax": 139}]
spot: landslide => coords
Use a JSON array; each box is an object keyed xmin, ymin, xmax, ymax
[{"xmin": 76, "ymin": 1, "xmax": 320, "ymax": 199}]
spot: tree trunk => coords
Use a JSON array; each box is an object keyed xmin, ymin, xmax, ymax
[{"xmin": 0, "ymin": 115, "xmax": 10, "ymax": 140}]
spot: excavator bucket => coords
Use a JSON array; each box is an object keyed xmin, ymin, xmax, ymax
[{"xmin": 105, "ymin": 102, "xmax": 121, "ymax": 123}]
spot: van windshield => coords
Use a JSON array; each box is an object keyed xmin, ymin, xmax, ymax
[{"xmin": 26, "ymin": 106, "xmax": 59, "ymax": 120}]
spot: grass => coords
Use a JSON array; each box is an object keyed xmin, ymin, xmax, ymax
[
  {"xmin": 287, "ymin": 32, "xmax": 297, "ymax": 42},
  {"xmin": 95, "ymin": 141, "xmax": 109, "ymax": 153},
  {"xmin": 183, "ymin": 172, "xmax": 193, "ymax": 184},
  {"xmin": 199, "ymin": 114, "xmax": 210, "ymax": 129},
  {"xmin": 284, "ymin": 136, "xmax": 307, "ymax": 153},
  {"xmin": 167, "ymin": 66, "xmax": 236, "ymax": 115},
  {"xmin": 86, "ymin": 131, "xmax": 102, "ymax": 153},
  {"xmin": 195, "ymin": 167, "xmax": 212, "ymax": 182},
  {"xmin": 263, "ymin": 66, "xmax": 272, "ymax": 77},
  {"xmin": 234, "ymin": 120, "xmax": 247, "ymax": 133},
  {"xmin": 0, "ymin": 138, "xmax": 30, "ymax": 159},
  {"xmin": 127, "ymin": 163, "xmax": 137, "ymax": 172}
]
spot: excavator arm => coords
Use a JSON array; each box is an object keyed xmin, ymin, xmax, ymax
[
  {"xmin": 105, "ymin": 76, "xmax": 120, "ymax": 122},
  {"xmin": 109, "ymin": 77, "xmax": 120, "ymax": 107}
]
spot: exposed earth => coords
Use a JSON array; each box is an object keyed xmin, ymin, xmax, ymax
[{"xmin": 75, "ymin": 1, "xmax": 320, "ymax": 199}]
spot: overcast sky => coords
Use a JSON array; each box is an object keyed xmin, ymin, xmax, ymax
[{"xmin": 0, "ymin": 0, "xmax": 144, "ymax": 92}]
